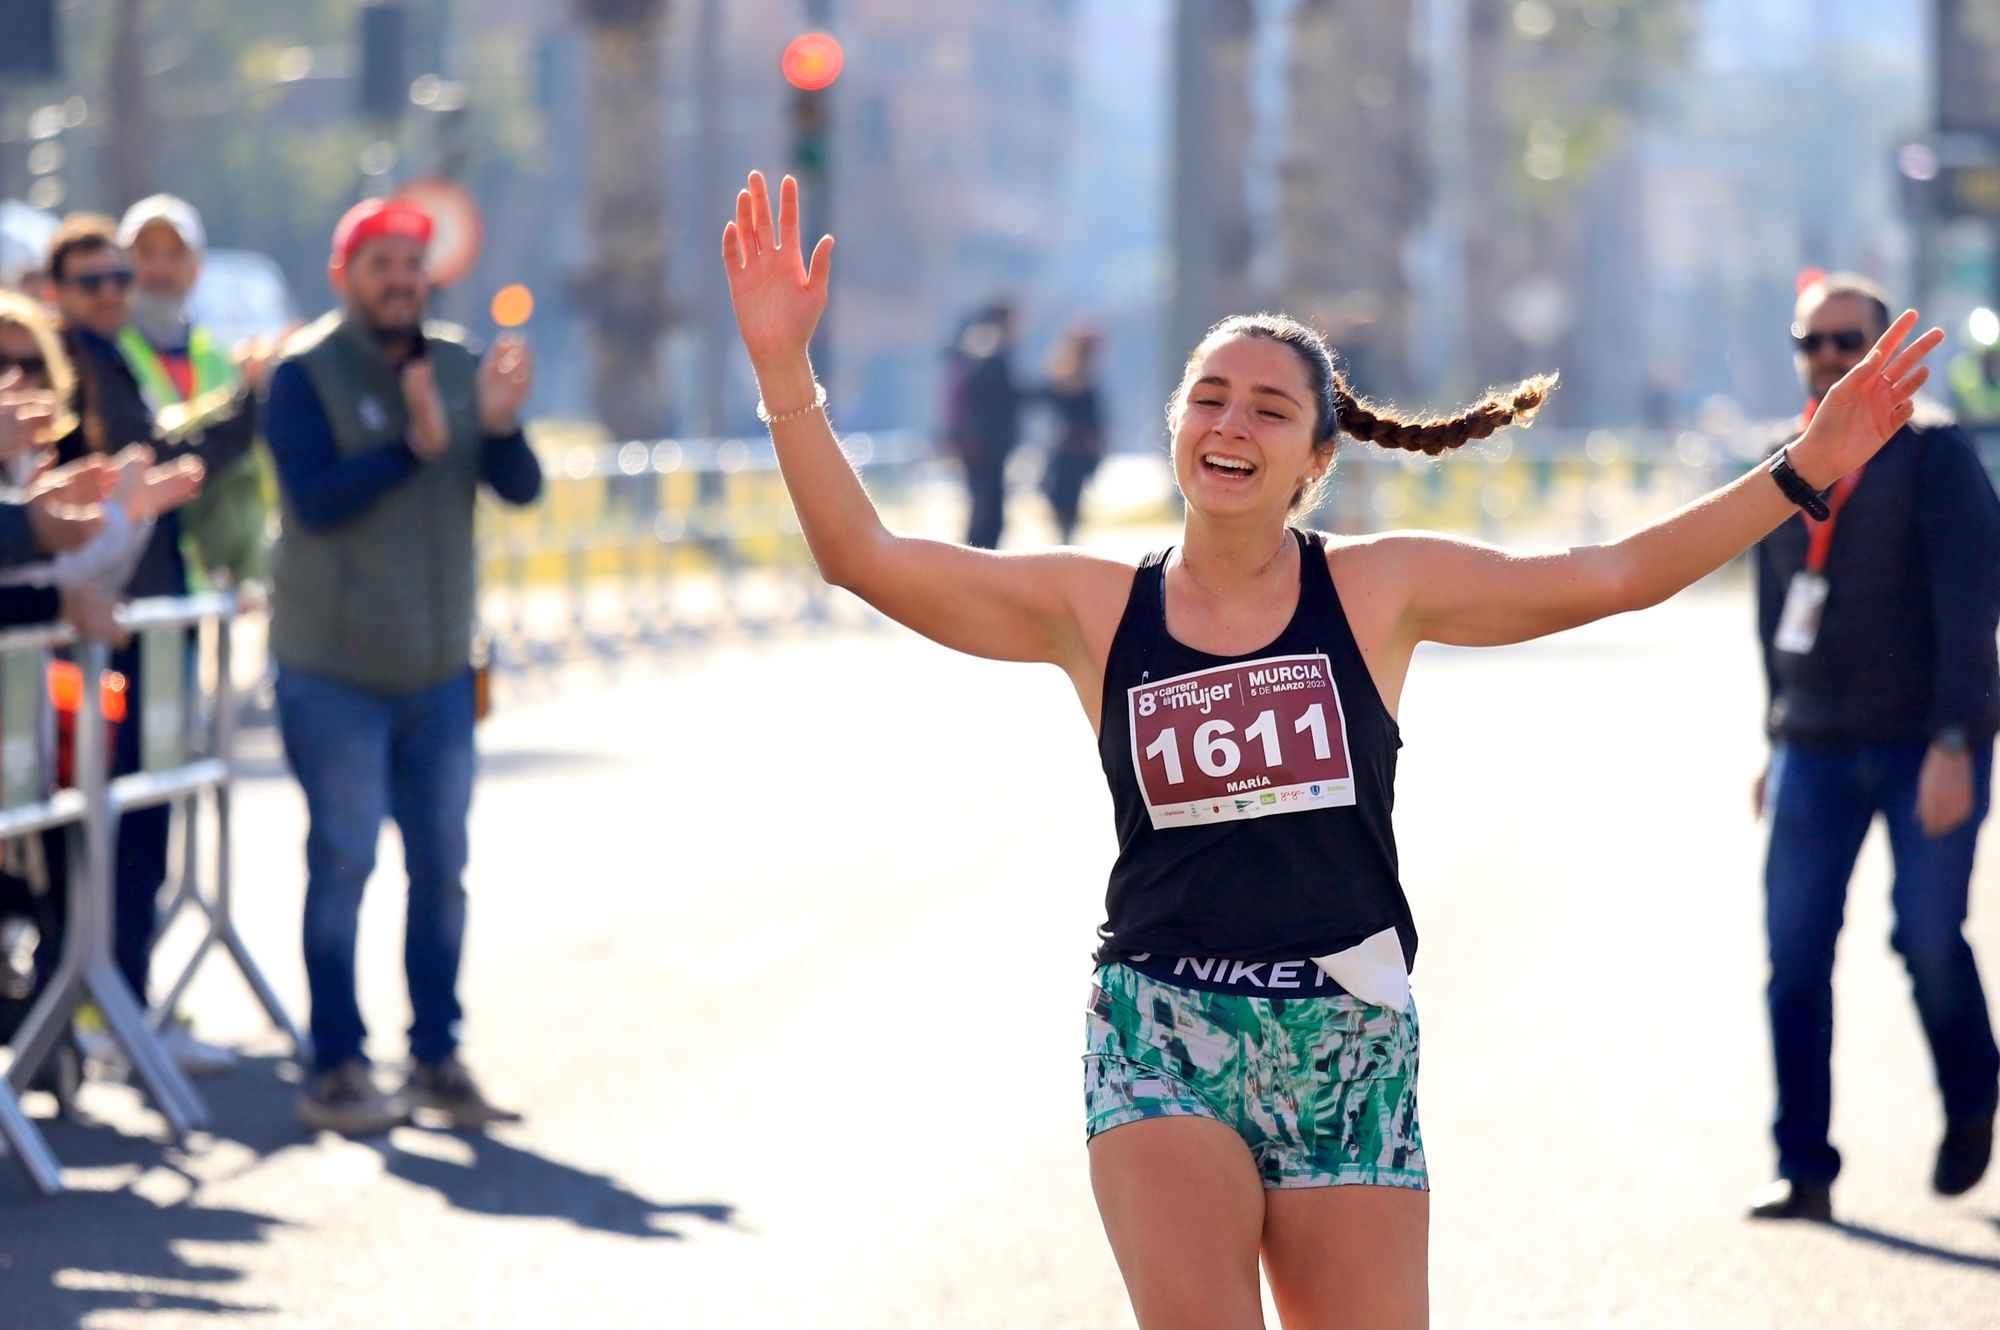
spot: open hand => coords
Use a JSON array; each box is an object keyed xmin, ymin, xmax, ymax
[
  {"xmin": 127, "ymin": 456, "xmax": 206, "ymax": 521},
  {"xmin": 26, "ymin": 454, "xmax": 113, "ymax": 506},
  {"xmin": 401, "ymin": 358, "xmax": 450, "ymax": 460},
  {"xmin": 721, "ymin": 171, "xmax": 834, "ymax": 366},
  {"xmin": 477, "ymin": 334, "xmax": 533, "ymax": 435},
  {"xmin": 1791, "ymin": 310, "xmax": 1946, "ymax": 485},
  {"xmin": 25, "ymin": 456, "xmax": 112, "ymax": 554},
  {"xmin": 1917, "ymin": 746, "xmax": 1975, "ymax": 837},
  {"xmin": 0, "ymin": 364, "xmax": 57, "ymax": 461}
]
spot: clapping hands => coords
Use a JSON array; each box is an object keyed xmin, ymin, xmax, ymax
[
  {"xmin": 401, "ymin": 357, "xmax": 451, "ymax": 460},
  {"xmin": 476, "ymin": 334, "xmax": 532, "ymax": 436}
]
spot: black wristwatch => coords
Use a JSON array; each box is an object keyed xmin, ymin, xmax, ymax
[
  {"xmin": 1767, "ymin": 446, "xmax": 1831, "ymax": 520},
  {"xmin": 1933, "ymin": 726, "xmax": 1970, "ymax": 756}
]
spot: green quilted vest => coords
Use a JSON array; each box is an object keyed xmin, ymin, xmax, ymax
[{"xmin": 269, "ymin": 312, "xmax": 483, "ymax": 694}]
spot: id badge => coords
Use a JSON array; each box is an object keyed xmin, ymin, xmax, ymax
[{"xmin": 1774, "ymin": 571, "xmax": 1829, "ymax": 655}]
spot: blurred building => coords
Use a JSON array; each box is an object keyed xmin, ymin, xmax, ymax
[
  {"xmin": 651, "ymin": 0, "xmax": 1084, "ymax": 439},
  {"xmin": 828, "ymin": 0, "xmax": 1082, "ymax": 433},
  {"xmin": 1277, "ymin": 0, "xmax": 1425, "ymax": 401},
  {"xmin": 1645, "ymin": 0, "xmax": 1924, "ymax": 421},
  {"xmin": 1167, "ymin": 0, "xmax": 1255, "ymax": 377}
]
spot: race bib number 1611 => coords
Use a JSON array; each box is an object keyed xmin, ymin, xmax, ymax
[{"xmin": 1128, "ymin": 652, "xmax": 1355, "ymax": 830}]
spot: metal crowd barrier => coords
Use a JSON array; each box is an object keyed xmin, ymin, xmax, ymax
[
  {"xmin": 481, "ymin": 429, "xmax": 934, "ymax": 678},
  {"xmin": 0, "ymin": 593, "xmax": 294, "ymax": 1198},
  {"xmin": 476, "ymin": 418, "xmax": 2000, "ymax": 689}
]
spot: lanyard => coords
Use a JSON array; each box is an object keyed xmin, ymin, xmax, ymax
[{"xmin": 1804, "ymin": 465, "xmax": 1864, "ymax": 573}]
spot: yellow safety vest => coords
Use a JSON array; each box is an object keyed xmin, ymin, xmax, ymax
[
  {"xmin": 115, "ymin": 324, "xmax": 270, "ymax": 586},
  {"xmin": 1949, "ymin": 352, "xmax": 2000, "ymax": 426},
  {"xmin": 116, "ymin": 324, "xmax": 239, "ymax": 410}
]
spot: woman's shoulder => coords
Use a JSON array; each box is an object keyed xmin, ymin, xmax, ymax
[
  {"xmin": 1309, "ymin": 527, "xmax": 1413, "ymax": 567},
  {"xmin": 1312, "ymin": 526, "xmax": 1472, "ymax": 605}
]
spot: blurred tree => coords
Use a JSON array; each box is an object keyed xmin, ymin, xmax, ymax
[
  {"xmin": 48, "ymin": 2, "xmax": 547, "ymax": 324},
  {"xmin": 1279, "ymin": 0, "xmax": 1425, "ymax": 401},
  {"xmin": 104, "ymin": 0, "xmax": 150, "ymax": 208},
  {"xmin": 1169, "ymin": 0, "xmax": 1255, "ymax": 371},
  {"xmin": 570, "ymin": 0, "xmax": 671, "ymax": 442},
  {"xmin": 1461, "ymin": 0, "xmax": 1695, "ymax": 416}
]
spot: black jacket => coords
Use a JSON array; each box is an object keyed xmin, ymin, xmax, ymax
[{"xmin": 1755, "ymin": 407, "xmax": 2000, "ymax": 746}]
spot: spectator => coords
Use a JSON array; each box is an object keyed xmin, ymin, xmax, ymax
[{"xmin": 266, "ymin": 199, "xmax": 542, "ymax": 1136}]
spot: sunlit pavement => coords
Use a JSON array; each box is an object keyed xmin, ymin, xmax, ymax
[{"xmin": 2, "ymin": 566, "xmax": 1997, "ymax": 1329}]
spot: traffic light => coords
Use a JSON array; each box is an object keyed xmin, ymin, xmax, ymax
[
  {"xmin": 791, "ymin": 89, "xmax": 828, "ymax": 175},
  {"xmin": 782, "ymin": 33, "xmax": 842, "ymax": 178}
]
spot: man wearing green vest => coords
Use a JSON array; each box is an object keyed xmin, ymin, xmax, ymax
[
  {"xmin": 266, "ymin": 198, "xmax": 541, "ymax": 1136},
  {"xmin": 116, "ymin": 194, "xmax": 272, "ymax": 588}
]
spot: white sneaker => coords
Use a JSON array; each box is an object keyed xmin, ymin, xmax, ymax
[
  {"xmin": 160, "ymin": 1021, "xmax": 237, "ymax": 1076},
  {"xmin": 77, "ymin": 1022, "xmax": 237, "ymax": 1077}
]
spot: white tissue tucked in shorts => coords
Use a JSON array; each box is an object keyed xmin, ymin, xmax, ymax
[{"xmin": 1312, "ymin": 927, "xmax": 1410, "ymax": 1011}]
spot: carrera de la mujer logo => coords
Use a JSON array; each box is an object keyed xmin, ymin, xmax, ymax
[{"xmin": 1128, "ymin": 653, "xmax": 1355, "ymax": 829}]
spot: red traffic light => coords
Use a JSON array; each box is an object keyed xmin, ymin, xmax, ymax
[{"xmin": 782, "ymin": 32, "xmax": 844, "ymax": 91}]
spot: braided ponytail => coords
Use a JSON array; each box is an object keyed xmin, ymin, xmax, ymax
[
  {"xmin": 1173, "ymin": 313, "xmax": 1559, "ymax": 511},
  {"xmin": 1330, "ymin": 373, "xmax": 1558, "ymax": 457}
]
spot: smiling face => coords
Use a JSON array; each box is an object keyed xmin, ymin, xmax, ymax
[
  {"xmin": 333, "ymin": 236, "xmax": 430, "ymax": 339},
  {"xmin": 1794, "ymin": 290, "xmax": 1886, "ymax": 404},
  {"xmin": 1170, "ymin": 333, "xmax": 1330, "ymax": 522},
  {"xmin": 51, "ymin": 241, "xmax": 133, "ymax": 339},
  {"xmin": 129, "ymin": 221, "xmax": 201, "ymax": 301}
]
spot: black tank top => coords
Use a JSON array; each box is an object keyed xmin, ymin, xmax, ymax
[{"xmin": 1093, "ymin": 528, "xmax": 1415, "ymax": 968}]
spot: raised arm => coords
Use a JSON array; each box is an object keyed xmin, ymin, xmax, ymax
[
  {"xmin": 721, "ymin": 171, "xmax": 1121, "ymax": 671},
  {"xmin": 1370, "ymin": 310, "xmax": 1944, "ymax": 649}
]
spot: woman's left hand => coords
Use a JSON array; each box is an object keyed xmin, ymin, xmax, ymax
[{"xmin": 1792, "ymin": 309, "xmax": 1945, "ymax": 486}]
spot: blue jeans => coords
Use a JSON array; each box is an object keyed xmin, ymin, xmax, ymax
[
  {"xmin": 1764, "ymin": 739, "xmax": 2000, "ymax": 1185},
  {"xmin": 111, "ymin": 638, "xmax": 173, "ymax": 1005},
  {"xmin": 276, "ymin": 666, "xmax": 476, "ymax": 1075}
]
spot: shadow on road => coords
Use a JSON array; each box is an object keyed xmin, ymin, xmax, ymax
[
  {"xmin": 0, "ymin": 1053, "xmax": 737, "ymax": 1324},
  {"xmin": 1831, "ymin": 1218, "xmax": 2000, "ymax": 1272},
  {"xmin": 372, "ymin": 1128, "xmax": 736, "ymax": 1239}
]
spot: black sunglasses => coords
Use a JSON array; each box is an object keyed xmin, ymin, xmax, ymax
[
  {"xmin": 63, "ymin": 268, "xmax": 134, "ymax": 294},
  {"xmin": 1792, "ymin": 328, "xmax": 1869, "ymax": 355},
  {"xmin": 0, "ymin": 354, "xmax": 49, "ymax": 377}
]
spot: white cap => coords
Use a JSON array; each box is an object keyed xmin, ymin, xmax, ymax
[{"xmin": 116, "ymin": 194, "xmax": 206, "ymax": 253}]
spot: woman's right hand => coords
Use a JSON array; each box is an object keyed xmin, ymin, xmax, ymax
[{"xmin": 721, "ymin": 171, "xmax": 834, "ymax": 367}]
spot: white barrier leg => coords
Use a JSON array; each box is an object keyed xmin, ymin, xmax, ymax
[{"xmin": 0, "ymin": 1076, "xmax": 62, "ymax": 1195}]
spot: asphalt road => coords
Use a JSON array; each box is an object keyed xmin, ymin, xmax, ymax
[{"xmin": 1, "ymin": 570, "xmax": 1997, "ymax": 1329}]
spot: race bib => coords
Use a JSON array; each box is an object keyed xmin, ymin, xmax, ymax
[
  {"xmin": 1774, "ymin": 571, "xmax": 1829, "ymax": 655},
  {"xmin": 1128, "ymin": 652, "xmax": 1356, "ymax": 830}
]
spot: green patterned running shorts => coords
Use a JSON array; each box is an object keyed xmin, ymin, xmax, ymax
[{"xmin": 1083, "ymin": 962, "xmax": 1428, "ymax": 1190}]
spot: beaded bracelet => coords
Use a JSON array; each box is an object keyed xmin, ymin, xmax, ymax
[{"xmin": 755, "ymin": 381, "xmax": 828, "ymax": 426}]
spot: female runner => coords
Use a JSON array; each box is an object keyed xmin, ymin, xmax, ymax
[{"xmin": 721, "ymin": 170, "xmax": 1941, "ymax": 1329}]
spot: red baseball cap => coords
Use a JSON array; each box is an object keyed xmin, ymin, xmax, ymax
[{"xmin": 330, "ymin": 198, "xmax": 434, "ymax": 270}]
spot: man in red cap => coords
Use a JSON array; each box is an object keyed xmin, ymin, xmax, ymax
[{"xmin": 263, "ymin": 197, "xmax": 542, "ymax": 1136}]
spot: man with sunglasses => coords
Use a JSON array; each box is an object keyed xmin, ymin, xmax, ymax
[
  {"xmin": 1748, "ymin": 272, "xmax": 2000, "ymax": 1219},
  {"xmin": 43, "ymin": 212, "xmax": 259, "ymax": 1077}
]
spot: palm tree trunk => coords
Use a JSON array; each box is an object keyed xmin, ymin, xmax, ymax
[{"xmin": 571, "ymin": 0, "xmax": 672, "ymax": 443}]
